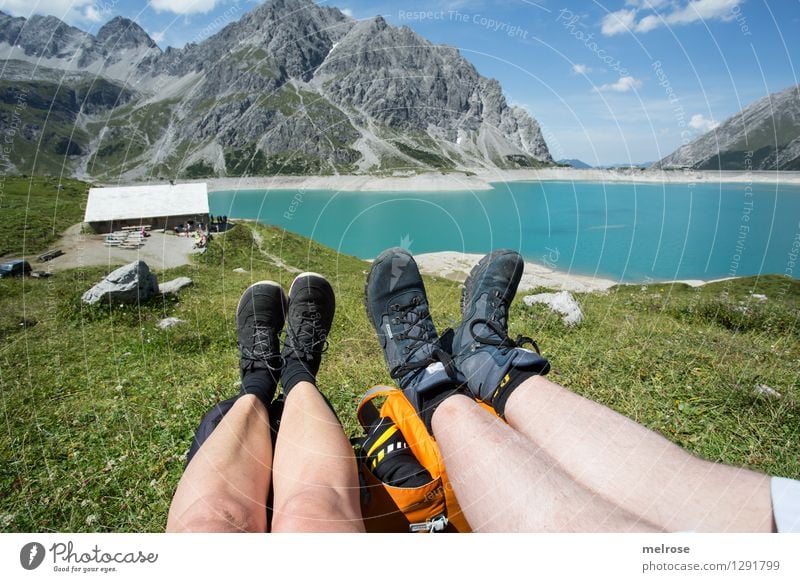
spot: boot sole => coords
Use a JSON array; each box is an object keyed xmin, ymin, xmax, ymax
[
  {"xmin": 363, "ymin": 248, "xmax": 414, "ymax": 332},
  {"xmin": 288, "ymin": 272, "xmax": 329, "ymax": 299},
  {"xmin": 236, "ymin": 280, "xmax": 287, "ymax": 317},
  {"xmin": 285, "ymin": 272, "xmax": 336, "ymax": 331},
  {"xmin": 460, "ymin": 250, "xmax": 524, "ymax": 316}
]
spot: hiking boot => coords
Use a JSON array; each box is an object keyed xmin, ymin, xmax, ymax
[
  {"xmin": 365, "ymin": 248, "xmax": 459, "ymax": 430},
  {"xmin": 280, "ymin": 272, "xmax": 335, "ymax": 395},
  {"xmin": 452, "ymin": 250, "xmax": 549, "ymax": 416},
  {"xmin": 237, "ymin": 281, "xmax": 288, "ymax": 405}
]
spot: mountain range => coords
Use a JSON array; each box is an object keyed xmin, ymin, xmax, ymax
[
  {"xmin": 557, "ymin": 158, "xmax": 592, "ymax": 169},
  {"xmin": 658, "ymin": 85, "xmax": 800, "ymax": 171},
  {"xmin": 0, "ymin": 0, "xmax": 553, "ymax": 180}
]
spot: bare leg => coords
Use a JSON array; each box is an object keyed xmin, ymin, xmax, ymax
[
  {"xmin": 270, "ymin": 382, "xmax": 364, "ymax": 532},
  {"xmin": 432, "ymin": 394, "xmax": 660, "ymax": 532},
  {"xmin": 504, "ymin": 375, "xmax": 775, "ymax": 532},
  {"xmin": 167, "ymin": 395, "xmax": 271, "ymax": 532}
]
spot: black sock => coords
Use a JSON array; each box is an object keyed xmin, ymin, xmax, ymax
[
  {"xmin": 280, "ymin": 359, "xmax": 316, "ymax": 396},
  {"xmin": 492, "ymin": 367, "xmax": 537, "ymax": 418},
  {"xmin": 240, "ymin": 369, "xmax": 278, "ymax": 408},
  {"xmin": 420, "ymin": 383, "xmax": 464, "ymax": 435}
]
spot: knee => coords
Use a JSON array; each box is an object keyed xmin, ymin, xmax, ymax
[
  {"xmin": 168, "ymin": 495, "xmax": 264, "ymax": 533},
  {"xmin": 272, "ymin": 489, "xmax": 363, "ymax": 532}
]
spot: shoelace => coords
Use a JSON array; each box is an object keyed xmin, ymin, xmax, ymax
[
  {"xmin": 391, "ymin": 297, "xmax": 456, "ymax": 378},
  {"xmin": 285, "ymin": 308, "xmax": 329, "ymax": 361},
  {"xmin": 469, "ymin": 290, "xmax": 541, "ymax": 354},
  {"xmin": 251, "ymin": 324, "xmax": 283, "ymax": 370}
]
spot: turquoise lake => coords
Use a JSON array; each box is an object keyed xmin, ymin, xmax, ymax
[{"xmin": 209, "ymin": 181, "xmax": 800, "ymax": 283}]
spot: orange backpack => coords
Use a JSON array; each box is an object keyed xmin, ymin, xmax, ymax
[{"xmin": 356, "ymin": 385, "xmax": 475, "ymax": 533}]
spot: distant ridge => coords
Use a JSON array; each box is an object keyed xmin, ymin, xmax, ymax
[
  {"xmin": 558, "ymin": 158, "xmax": 592, "ymax": 169},
  {"xmin": 659, "ymin": 85, "xmax": 800, "ymax": 171}
]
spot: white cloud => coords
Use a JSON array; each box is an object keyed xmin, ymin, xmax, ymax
[
  {"xmin": 1, "ymin": 0, "xmax": 97, "ymax": 24},
  {"xmin": 341, "ymin": 8, "xmax": 354, "ymax": 18},
  {"xmin": 83, "ymin": 5, "xmax": 103, "ymax": 22},
  {"xmin": 688, "ymin": 113, "xmax": 719, "ymax": 132},
  {"xmin": 593, "ymin": 75, "xmax": 643, "ymax": 93},
  {"xmin": 635, "ymin": 13, "xmax": 662, "ymax": 33},
  {"xmin": 572, "ymin": 64, "xmax": 591, "ymax": 74},
  {"xmin": 666, "ymin": 0, "xmax": 741, "ymax": 25},
  {"xmin": 602, "ymin": 0, "xmax": 744, "ymax": 36},
  {"xmin": 625, "ymin": 0, "xmax": 671, "ymax": 7},
  {"xmin": 150, "ymin": 0, "xmax": 221, "ymax": 15},
  {"xmin": 601, "ymin": 9, "xmax": 637, "ymax": 36},
  {"xmin": 0, "ymin": 0, "xmax": 222, "ymax": 23},
  {"xmin": 150, "ymin": 30, "xmax": 166, "ymax": 43}
]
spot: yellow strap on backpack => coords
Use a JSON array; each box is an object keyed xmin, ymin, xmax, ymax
[{"xmin": 356, "ymin": 385, "xmax": 471, "ymax": 533}]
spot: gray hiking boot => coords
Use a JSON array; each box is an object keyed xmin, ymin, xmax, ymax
[
  {"xmin": 452, "ymin": 250, "xmax": 549, "ymax": 416},
  {"xmin": 365, "ymin": 247, "xmax": 460, "ymax": 429}
]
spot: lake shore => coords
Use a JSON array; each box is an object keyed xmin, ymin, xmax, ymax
[
  {"xmin": 202, "ymin": 168, "xmax": 800, "ymax": 193},
  {"xmin": 414, "ymin": 251, "xmax": 735, "ymax": 293}
]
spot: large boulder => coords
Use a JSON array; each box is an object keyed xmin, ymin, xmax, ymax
[{"xmin": 81, "ymin": 260, "xmax": 159, "ymax": 305}]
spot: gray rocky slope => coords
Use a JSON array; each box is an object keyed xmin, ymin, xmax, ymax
[
  {"xmin": 0, "ymin": 0, "xmax": 552, "ymax": 179},
  {"xmin": 659, "ymin": 85, "xmax": 800, "ymax": 171}
]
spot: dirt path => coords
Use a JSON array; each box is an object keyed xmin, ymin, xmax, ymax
[
  {"xmin": 250, "ymin": 227, "xmax": 302, "ymax": 274},
  {"xmin": 41, "ymin": 223, "xmax": 203, "ymax": 272}
]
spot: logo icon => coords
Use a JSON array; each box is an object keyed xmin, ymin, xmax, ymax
[
  {"xmin": 20, "ymin": 542, "xmax": 46, "ymax": 570},
  {"xmin": 389, "ymin": 234, "xmax": 414, "ymax": 291},
  {"xmin": 390, "ymin": 252, "xmax": 411, "ymax": 291}
]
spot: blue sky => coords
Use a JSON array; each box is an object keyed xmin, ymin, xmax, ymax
[{"xmin": 3, "ymin": 0, "xmax": 799, "ymax": 165}]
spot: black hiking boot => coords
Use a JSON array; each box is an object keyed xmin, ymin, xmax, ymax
[
  {"xmin": 237, "ymin": 281, "xmax": 287, "ymax": 406},
  {"xmin": 365, "ymin": 248, "xmax": 460, "ymax": 431},
  {"xmin": 280, "ymin": 272, "xmax": 335, "ymax": 395},
  {"xmin": 452, "ymin": 250, "xmax": 550, "ymax": 417}
]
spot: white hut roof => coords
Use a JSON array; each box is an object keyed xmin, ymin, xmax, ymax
[{"xmin": 84, "ymin": 183, "xmax": 209, "ymax": 222}]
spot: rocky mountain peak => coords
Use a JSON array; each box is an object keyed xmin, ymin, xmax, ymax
[
  {"xmin": 0, "ymin": 10, "xmax": 26, "ymax": 45},
  {"xmin": 97, "ymin": 17, "xmax": 157, "ymax": 50},
  {"xmin": 7, "ymin": 13, "xmax": 90, "ymax": 59},
  {"xmin": 269, "ymin": 0, "xmax": 316, "ymax": 9}
]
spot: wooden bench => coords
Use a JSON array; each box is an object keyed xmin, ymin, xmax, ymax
[{"xmin": 37, "ymin": 249, "xmax": 64, "ymax": 262}]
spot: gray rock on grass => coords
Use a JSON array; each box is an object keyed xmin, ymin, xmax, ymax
[
  {"xmin": 157, "ymin": 317, "xmax": 186, "ymax": 329},
  {"xmin": 523, "ymin": 291, "xmax": 584, "ymax": 326},
  {"xmin": 159, "ymin": 277, "xmax": 193, "ymax": 295},
  {"xmin": 81, "ymin": 260, "xmax": 158, "ymax": 305},
  {"xmin": 754, "ymin": 384, "xmax": 781, "ymax": 399}
]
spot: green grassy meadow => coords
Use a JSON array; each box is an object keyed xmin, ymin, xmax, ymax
[
  {"xmin": 0, "ymin": 178, "xmax": 798, "ymax": 532},
  {"xmin": 0, "ymin": 176, "xmax": 89, "ymax": 258}
]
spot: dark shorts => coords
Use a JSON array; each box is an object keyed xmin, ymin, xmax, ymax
[{"xmin": 186, "ymin": 395, "xmax": 285, "ymax": 464}]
